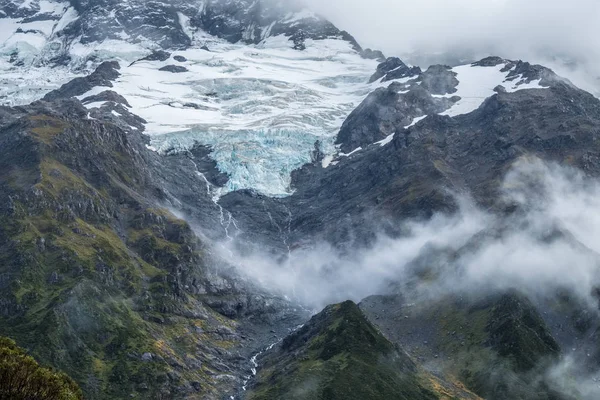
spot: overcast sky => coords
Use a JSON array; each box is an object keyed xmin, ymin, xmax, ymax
[{"xmin": 304, "ymin": 0, "xmax": 600, "ymax": 94}]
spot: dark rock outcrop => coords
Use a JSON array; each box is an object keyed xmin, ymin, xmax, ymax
[
  {"xmin": 136, "ymin": 50, "xmax": 172, "ymax": 63},
  {"xmin": 192, "ymin": 0, "xmax": 362, "ymax": 52},
  {"xmin": 42, "ymin": 61, "xmax": 120, "ymax": 101},
  {"xmin": 80, "ymin": 90, "xmax": 131, "ymax": 107},
  {"xmin": 159, "ymin": 65, "xmax": 189, "ymax": 73},
  {"xmin": 369, "ymin": 57, "xmax": 421, "ymax": 83},
  {"xmin": 222, "ymin": 60, "xmax": 600, "ymax": 253},
  {"xmin": 334, "ymin": 79, "xmax": 456, "ymax": 153}
]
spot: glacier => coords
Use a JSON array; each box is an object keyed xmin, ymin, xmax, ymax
[{"xmin": 125, "ymin": 36, "xmax": 381, "ymax": 196}]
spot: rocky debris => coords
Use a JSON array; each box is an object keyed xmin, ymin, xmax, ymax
[
  {"xmin": 42, "ymin": 61, "xmax": 121, "ymax": 101},
  {"xmin": 159, "ymin": 65, "xmax": 189, "ymax": 73}
]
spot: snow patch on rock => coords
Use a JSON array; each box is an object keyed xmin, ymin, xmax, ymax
[{"xmin": 440, "ymin": 64, "xmax": 547, "ymax": 117}]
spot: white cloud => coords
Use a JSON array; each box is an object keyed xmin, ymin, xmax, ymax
[{"xmin": 303, "ymin": 0, "xmax": 600, "ymax": 95}]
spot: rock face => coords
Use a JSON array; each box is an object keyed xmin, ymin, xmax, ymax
[
  {"xmin": 194, "ymin": 0, "xmax": 362, "ymax": 51},
  {"xmin": 369, "ymin": 57, "xmax": 422, "ymax": 83},
  {"xmin": 159, "ymin": 65, "xmax": 189, "ymax": 73},
  {"xmin": 360, "ymin": 292, "xmax": 569, "ymax": 400},
  {"xmin": 42, "ymin": 61, "xmax": 121, "ymax": 101}
]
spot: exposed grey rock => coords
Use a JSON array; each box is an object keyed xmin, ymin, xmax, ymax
[
  {"xmin": 81, "ymin": 90, "xmax": 131, "ymax": 107},
  {"xmin": 369, "ymin": 57, "xmax": 421, "ymax": 83},
  {"xmin": 136, "ymin": 50, "xmax": 172, "ymax": 63},
  {"xmin": 420, "ymin": 65, "xmax": 458, "ymax": 95},
  {"xmin": 193, "ymin": 0, "xmax": 362, "ymax": 52},
  {"xmin": 335, "ymin": 80, "xmax": 456, "ymax": 153},
  {"xmin": 159, "ymin": 65, "xmax": 189, "ymax": 73},
  {"xmin": 42, "ymin": 61, "xmax": 120, "ymax": 101},
  {"xmin": 472, "ymin": 56, "xmax": 507, "ymax": 67},
  {"xmin": 221, "ymin": 62, "xmax": 600, "ymax": 253}
]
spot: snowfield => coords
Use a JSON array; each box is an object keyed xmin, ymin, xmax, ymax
[{"xmin": 440, "ymin": 64, "xmax": 547, "ymax": 117}]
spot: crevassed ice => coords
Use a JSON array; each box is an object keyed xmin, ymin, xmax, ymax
[{"xmin": 152, "ymin": 128, "xmax": 337, "ymax": 197}]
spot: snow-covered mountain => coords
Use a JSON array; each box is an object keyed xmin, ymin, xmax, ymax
[
  {"xmin": 4, "ymin": 1, "xmax": 600, "ymax": 399},
  {"xmin": 0, "ymin": 0, "xmax": 553, "ymax": 198},
  {"xmin": 1, "ymin": 0, "xmax": 381, "ymax": 195}
]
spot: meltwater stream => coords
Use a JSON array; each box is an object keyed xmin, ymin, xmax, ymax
[{"xmin": 236, "ymin": 323, "xmax": 305, "ymax": 398}]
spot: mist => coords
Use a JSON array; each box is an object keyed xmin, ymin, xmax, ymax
[
  {"xmin": 216, "ymin": 158, "xmax": 600, "ymax": 313},
  {"xmin": 303, "ymin": 0, "xmax": 600, "ymax": 96},
  {"xmin": 208, "ymin": 157, "xmax": 600, "ymax": 397}
]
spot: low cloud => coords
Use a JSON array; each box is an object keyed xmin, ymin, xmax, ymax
[
  {"xmin": 303, "ymin": 0, "xmax": 600, "ymax": 95},
  {"xmin": 217, "ymin": 159, "xmax": 600, "ymax": 313}
]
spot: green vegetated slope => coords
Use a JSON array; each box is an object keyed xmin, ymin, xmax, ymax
[
  {"xmin": 248, "ymin": 300, "xmax": 481, "ymax": 400},
  {"xmin": 0, "ymin": 104, "xmax": 239, "ymax": 399},
  {"xmin": 0, "ymin": 335, "xmax": 83, "ymax": 399}
]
